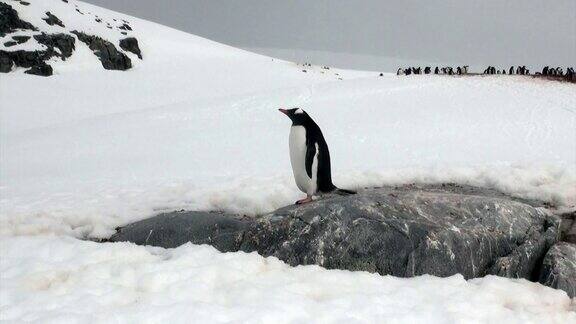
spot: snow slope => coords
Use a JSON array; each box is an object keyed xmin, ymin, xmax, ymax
[{"xmin": 1, "ymin": 0, "xmax": 575, "ymax": 322}]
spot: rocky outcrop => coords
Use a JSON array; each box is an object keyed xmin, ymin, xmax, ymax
[
  {"xmin": 42, "ymin": 12, "xmax": 65, "ymax": 28},
  {"xmin": 1, "ymin": 2, "xmax": 142, "ymax": 75},
  {"xmin": 111, "ymin": 184, "xmax": 561, "ymax": 286},
  {"xmin": 119, "ymin": 37, "xmax": 142, "ymax": 59},
  {"xmin": 34, "ymin": 33, "xmax": 75, "ymax": 59},
  {"xmin": 0, "ymin": 33, "xmax": 75, "ymax": 76},
  {"xmin": 71, "ymin": 31, "xmax": 132, "ymax": 70},
  {"xmin": 0, "ymin": 2, "xmax": 37, "ymax": 37},
  {"xmin": 24, "ymin": 61, "xmax": 52, "ymax": 76},
  {"xmin": 539, "ymin": 242, "xmax": 576, "ymax": 297}
]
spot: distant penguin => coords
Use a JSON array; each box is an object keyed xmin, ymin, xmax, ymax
[
  {"xmin": 509, "ymin": 66, "xmax": 514, "ymax": 75},
  {"xmin": 279, "ymin": 108, "xmax": 355, "ymax": 204},
  {"xmin": 434, "ymin": 67, "xmax": 439, "ymax": 74},
  {"xmin": 424, "ymin": 66, "xmax": 431, "ymax": 74}
]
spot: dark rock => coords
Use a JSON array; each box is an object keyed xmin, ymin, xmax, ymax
[
  {"xmin": 0, "ymin": 2, "xmax": 37, "ymax": 37},
  {"xmin": 12, "ymin": 35, "xmax": 30, "ymax": 43},
  {"xmin": 43, "ymin": 12, "xmax": 65, "ymax": 28},
  {"xmin": 110, "ymin": 184, "xmax": 559, "ymax": 282},
  {"xmin": 24, "ymin": 62, "xmax": 53, "ymax": 76},
  {"xmin": 75, "ymin": 8, "xmax": 83, "ymax": 15},
  {"xmin": 3, "ymin": 41, "xmax": 17, "ymax": 47},
  {"xmin": 112, "ymin": 211, "xmax": 251, "ymax": 251},
  {"xmin": 71, "ymin": 31, "xmax": 131, "ymax": 70},
  {"xmin": 539, "ymin": 242, "xmax": 576, "ymax": 297},
  {"xmin": 62, "ymin": 0, "xmax": 68, "ymax": 3},
  {"xmin": 118, "ymin": 23, "xmax": 132, "ymax": 31},
  {"xmin": 19, "ymin": 1, "xmax": 30, "ymax": 6},
  {"xmin": 558, "ymin": 210, "xmax": 576, "ymax": 243},
  {"xmin": 119, "ymin": 37, "xmax": 142, "ymax": 59},
  {"xmin": 34, "ymin": 33, "xmax": 75, "ymax": 59},
  {"xmin": 0, "ymin": 54, "xmax": 14, "ymax": 73},
  {"xmin": 0, "ymin": 50, "xmax": 45, "ymax": 68}
]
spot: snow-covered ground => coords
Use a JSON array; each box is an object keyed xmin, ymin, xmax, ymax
[{"xmin": 1, "ymin": 0, "xmax": 575, "ymax": 322}]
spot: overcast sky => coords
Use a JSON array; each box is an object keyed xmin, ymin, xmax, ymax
[{"xmin": 84, "ymin": 0, "xmax": 575, "ymax": 71}]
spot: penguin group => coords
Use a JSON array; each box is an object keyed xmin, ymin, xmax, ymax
[
  {"xmin": 396, "ymin": 65, "xmax": 469, "ymax": 76},
  {"xmin": 540, "ymin": 66, "xmax": 575, "ymax": 82},
  {"xmin": 484, "ymin": 66, "xmax": 529, "ymax": 75}
]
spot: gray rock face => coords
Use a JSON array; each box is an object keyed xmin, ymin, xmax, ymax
[
  {"xmin": 71, "ymin": 31, "xmax": 132, "ymax": 70},
  {"xmin": 113, "ymin": 211, "xmax": 249, "ymax": 251},
  {"xmin": 539, "ymin": 242, "xmax": 576, "ymax": 298},
  {"xmin": 111, "ymin": 185, "xmax": 559, "ymax": 283},
  {"xmin": 240, "ymin": 187, "xmax": 557, "ymax": 280}
]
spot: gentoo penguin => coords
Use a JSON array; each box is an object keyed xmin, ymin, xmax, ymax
[{"xmin": 279, "ymin": 108, "xmax": 355, "ymax": 204}]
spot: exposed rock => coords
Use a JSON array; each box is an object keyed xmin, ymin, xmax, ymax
[
  {"xmin": 112, "ymin": 211, "xmax": 249, "ymax": 251},
  {"xmin": 0, "ymin": 53, "xmax": 13, "ymax": 72},
  {"xmin": 558, "ymin": 210, "xmax": 576, "ymax": 243},
  {"xmin": 0, "ymin": 2, "xmax": 37, "ymax": 37},
  {"xmin": 539, "ymin": 242, "xmax": 576, "ymax": 297},
  {"xmin": 34, "ymin": 33, "xmax": 75, "ymax": 59},
  {"xmin": 24, "ymin": 62, "xmax": 52, "ymax": 76},
  {"xmin": 119, "ymin": 23, "xmax": 132, "ymax": 31},
  {"xmin": 3, "ymin": 41, "xmax": 17, "ymax": 47},
  {"xmin": 119, "ymin": 37, "xmax": 142, "ymax": 59},
  {"xmin": 71, "ymin": 30, "xmax": 131, "ymax": 70},
  {"xmin": 111, "ymin": 184, "xmax": 559, "ymax": 283},
  {"xmin": 19, "ymin": 1, "xmax": 30, "ymax": 6},
  {"xmin": 0, "ymin": 50, "xmax": 45, "ymax": 69},
  {"xmin": 43, "ymin": 12, "xmax": 65, "ymax": 28},
  {"xmin": 12, "ymin": 35, "xmax": 30, "ymax": 43}
]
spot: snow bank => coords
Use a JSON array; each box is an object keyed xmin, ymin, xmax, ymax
[{"xmin": 1, "ymin": 236, "xmax": 574, "ymax": 323}]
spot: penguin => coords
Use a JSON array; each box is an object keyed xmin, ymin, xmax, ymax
[{"xmin": 279, "ymin": 108, "xmax": 355, "ymax": 204}]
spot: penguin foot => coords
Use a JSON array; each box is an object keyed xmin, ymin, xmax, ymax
[{"xmin": 295, "ymin": 197, "xmax": 313, "ymax": 205}]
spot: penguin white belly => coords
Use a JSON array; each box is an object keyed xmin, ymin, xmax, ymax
[{"xmin": 289, "ymin": 126, "xmax": 317, "ymax": 195}]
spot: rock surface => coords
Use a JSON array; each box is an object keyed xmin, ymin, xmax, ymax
[
  {"xmin": 539, "ymin": 242, "xmax": 576, "ymax": 298},
  {"xmin": 111, "ymin": 184, "xmax": 562, "ymax": 287},
  {"xmin": 119, "ymin": 37, "xmax": 142, "ymax": 59},
  {"xmin": 71, "ymin": 31, "xmax": 132, "ymax": 70},
  {"xmin": 0, "ymin": 2, "xmax": 37, "ymax": 37}
]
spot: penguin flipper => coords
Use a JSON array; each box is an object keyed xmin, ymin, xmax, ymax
[{"xmin": 304, "ymin": 139, "xmax": 317, "ymax": 179}]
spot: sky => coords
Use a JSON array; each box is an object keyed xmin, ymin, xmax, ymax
[{"xmin": 83, "ymin": 0, "xmax": 575, "ymax": 71}]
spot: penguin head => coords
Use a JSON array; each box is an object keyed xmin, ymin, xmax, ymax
[{"xmin": 278, "ymin": 108, "xmax": 311, "ymax": 126}]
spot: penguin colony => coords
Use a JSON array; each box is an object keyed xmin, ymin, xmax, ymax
[
  {"xmin": 279, "ymin": 108, "xmax": 355, "ymax": 205},
  {"xmin": 393, "ymin": 65, "xmax": 575, "ymax": 82}
]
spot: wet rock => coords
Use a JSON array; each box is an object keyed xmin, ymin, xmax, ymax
[
  {"xmin": 24, "ymin": 62, "xmax": 53, "ymax": 76},
  {"xmin": 539, "ymin": 242, "xmax": 576, "ymax": 297},
  {"xmin": 119, "ymin": 37, "xmax": 142, "ymax": 59},
  {"xmin": 43, "ymin": 12, "xmax": 65, "ymax": 28},
  {"xmin": 0, "ymin": 2, "xmax": 37, "ymax": 37},
  {"xmin": 71, "ymin": 30, "xmax": 131, "ymax": 70}
]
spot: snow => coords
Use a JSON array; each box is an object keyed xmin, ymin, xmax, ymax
[
  {"xmin": 1, "ymin": 0, "xmax": 575, "ymax": 322},
  {"xmin": 1, "ymin": 236, "xmax": 575, "ymax": 323}
]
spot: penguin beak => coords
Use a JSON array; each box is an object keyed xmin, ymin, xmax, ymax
[{"xmin": 278, "ymin": 108, "xmax": 289, "ymax": 115}]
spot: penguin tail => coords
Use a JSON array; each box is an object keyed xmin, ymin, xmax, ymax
[{"xmin": 333, "ymin": 188, "xmax": 356, "ymax": 195}]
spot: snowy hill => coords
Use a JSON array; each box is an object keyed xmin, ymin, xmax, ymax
[{"xmin": 1, "ymin": 0, "xmax": 575, "ymax": 322}]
